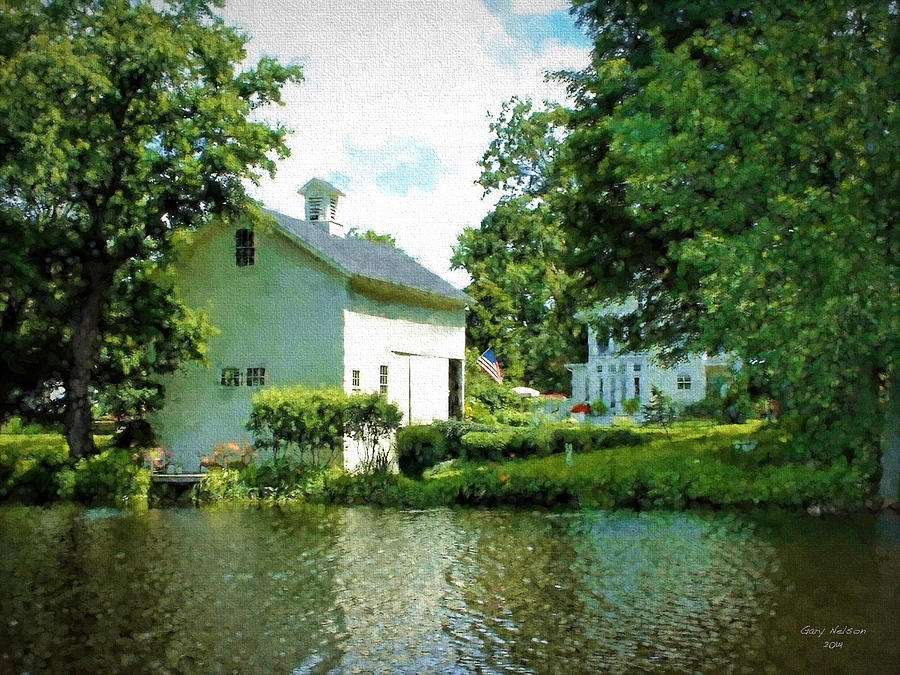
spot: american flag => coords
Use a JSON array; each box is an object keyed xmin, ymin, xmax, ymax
[{"xmin": 476, "ymin": 348, "xmax": 503, "ymax": 384}]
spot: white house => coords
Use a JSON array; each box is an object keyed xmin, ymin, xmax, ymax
[
  {"xmin": 566, "ymin": 303, "xmax": 727, "ymax": 412},
  {"xmin": 150, "ymin": 178, "xmax": 468, "ymax": 470}
]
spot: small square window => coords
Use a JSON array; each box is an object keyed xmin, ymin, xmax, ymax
[
  {"xmin": 379, "ymin": 365, "xmax": 388, "ymax": 395},
  {"xmin": 246, "ymin": 367, "xmax": 266, "ymax": 387},
  {"xmin": 235, "ymin": 229, "xmax": 255, "ymax": 267},
  {"xmin": 351, "ymin": 369, "xmax": 360, "ymax": 391},
  {"xmin": 633, "ymin": 364, "xmax": 641, "ymax": 372},
  {"xmin": 596, "ymin": 365, "xmax": 603, "ymax": 373},
  {"xmin": 220, "ymin": 367, "xmax": 243, "ymax": 386},
  {"xmin": 677, "ymin": 375, "xmax": 692, "ymax": 390}
]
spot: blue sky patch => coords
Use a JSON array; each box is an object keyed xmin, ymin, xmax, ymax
[
  {"xmin": 347, "ymin": 139, "xmax": 445, "ymax": 196},
  {"xmin": 483, "ymin": 0, "xmax": 591, "ymax": 54}
]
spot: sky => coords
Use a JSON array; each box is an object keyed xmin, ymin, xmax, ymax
[{"xmin": 217, "ymin": 0, "xmax": 592, "ymax": 287}]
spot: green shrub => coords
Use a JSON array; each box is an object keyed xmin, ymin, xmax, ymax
[
  {"xmin": 248, "ymin": 386, "xmax": 346, "ymax": 465},
  {"xmin": 0, "ymin": 434, "xmax": 70, "ymax": 503},
  {"xmin": 0, "ymin": 417, "xmax": 64, "ymax": 435},
  {"xmin": 60, "ymin": 448, "xmax": 151, "ymax": 508},
  {"xmin": 344, "ymin": 393, "xmax": 403, "ymax": 473},
  {"xmin": 396, "ymin": 424, "xmax": 448, "ymax": 476},
  {"xmin": 495, "ymin": 408, "xmax": 533, "ymax": 427},
  {"xmin": 622, "ymin": 398, "xmax": 641, "ymax": 415},
  {"xmin": 590, "ymin": 399, "xmax": 608, "ymax": 416},
  {"xmin": 643, "ymin": 386, "xmax": 677, "ymax": 431},
  {"xmin": 193, "ymin": 468, "xmax": 251, "ymax": 502},
  {"xmin": 459, "ymin": 430, "xmax": 515, "ymax": 462},
  {"xmin": 248, "ymin": 386, "xmax": 402, "ymax": 472}
]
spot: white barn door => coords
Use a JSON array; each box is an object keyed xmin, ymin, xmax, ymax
[{"xmin": 394, "ymin": 352, "xmax": 449, "ymax": 424}]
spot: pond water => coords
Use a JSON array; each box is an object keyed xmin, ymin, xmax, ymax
[{"xmin": 1, "ymin": 505, "xmax": 897, "ymax": 674}]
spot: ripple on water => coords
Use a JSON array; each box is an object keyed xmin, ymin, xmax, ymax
[{"xmin": 0, "ymin": 506, "xmax": 898, "ymax": 673}]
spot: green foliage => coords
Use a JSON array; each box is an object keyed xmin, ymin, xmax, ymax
[
  {"xmin": 590, "ymin": 399, "xmax": 608, "ymax": 416},
  {"xmin": 344, "ymin": 393, "xmax": 403, "ymax": 473},
  {"xmin": 248, "ymin": 386, "xmax": 402, "ymax": 473},
  {"xmin": 111, "ymin": 419, "xmax": 157, "ymax": 449},
  {"xmin": 453, "ymin": 194, "xmax": 585, "ymax": 391},
  {"xmin": 59, "ymin": 447, "xmax": 151, "ymax": 508},
  {"xmin": 247, "ymin": 386, "xmax": 347, "ymax": 467},
  {"xmin": 622, "ymin": 398, "xmax": 641, "ymax": 415},
  {"xmin": 194, "ymin": 421, "xmax": 877, "ymax": 509},
  {"xmin": 479, "ymin": 0, "xmax": 896, "ymax": 481},
  {"xmin": 0, "ymin": 417, "xmax": 63, "ymax": 435},
  {"xmin": 396, "ymin": 424, "xmax": 449, "ymax": 477},
  {"xmin": 460, "ymin": 430, "xmax": 515, "ymax": 462},
  {"xmin": 396, "ymin": 419, "xmax": 646, "ymax": 476},
  {"xmin": 0, "ymin": 434, "xmax": 70, "ymax": 504},
  {"xmin": 643, "ymin": 386, "xmax": 677, "ymax": 432},
  {"xmin": 346, "ymin": 227, "xmax": 398, "ymax": 247},
  {"xmin": 0, "ymin": 0, "xmax": 302, "ymax": 458},
  {"xmin": 463, "ymin": 347, "xmax": 533, "ymax": 423},
  {"xmin": 193, "ymin": 468, "xmax": 252, "ymax": 502},
  {"xmin": 0, "ymin": 433, "xmax": 151, "ymax": 506}
]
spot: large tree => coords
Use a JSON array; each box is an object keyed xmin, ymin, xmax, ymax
[
  {"xmin": 484, "ymin": 1, "xmax": 897, "ymax": 480},
  {"xmin": 453, "ymin": 98, "xmax": 585, "ymax": 392},
  {"xmin": 0, "ymin": 0, "xmax": 302, "ymax": 458}
]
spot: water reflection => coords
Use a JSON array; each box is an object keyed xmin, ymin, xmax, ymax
[{"xmin": 0, "ymin": 505, "xmax": 897, "ymax": 673}]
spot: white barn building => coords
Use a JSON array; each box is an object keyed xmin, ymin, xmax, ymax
[{"xmin": 151, "ymin": 178, "xmax": 468, "ymax": 471}]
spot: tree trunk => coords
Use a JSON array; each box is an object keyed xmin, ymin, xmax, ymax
[
  {"xmin": 879, "ymin": 370, "xmax": 900, "ymax": 502},
  {"xmin": 64, "ymin": 271, "xmax": 105, "ymax": 460}
]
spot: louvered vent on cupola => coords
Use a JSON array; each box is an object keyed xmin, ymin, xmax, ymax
[{"xmin": 298, "ymin": 178, "xmax": 346, "ymax": 237}]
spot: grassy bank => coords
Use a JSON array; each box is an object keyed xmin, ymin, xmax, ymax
[
  {"xmin": 1, "ymin": 421, "xmax": 874, "ymax": 511},
  {"xmin": 195, "ymin": 421, "xmax": 872, "ymax": 511},
  {"xmin": 313, "ymin": 421, "xmax": 870, "ymax": 510}
]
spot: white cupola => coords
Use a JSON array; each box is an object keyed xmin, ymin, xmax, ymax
[{"xmin": 298, "ymin": 178, "xmax": 346, "ymax": 237}]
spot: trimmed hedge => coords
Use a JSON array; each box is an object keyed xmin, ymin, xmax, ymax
[
  {"xmin": 247, "ymin": 386, "xmax": 402, "ymax": 471},
  {"xmin": 397, "ymin": 421, "xmax": 647, "ymax": 476}
]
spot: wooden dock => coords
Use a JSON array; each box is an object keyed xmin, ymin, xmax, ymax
[{"xmin": 151, "ymin": 473, "xmax": 205, "ymax": 485}]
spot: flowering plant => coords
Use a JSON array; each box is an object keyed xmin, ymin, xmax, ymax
[
  {"xmin": 133, "ymin": 446, "xmax": 173, "ymax": 473},
  {"xmin": 199, "ymin": 440, "xmax": 257, "ymax": 469}
]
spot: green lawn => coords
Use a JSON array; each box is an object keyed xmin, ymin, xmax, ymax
[{"xmin": 419, "ymin": 420, "xmax": 869, "ymax": 509}]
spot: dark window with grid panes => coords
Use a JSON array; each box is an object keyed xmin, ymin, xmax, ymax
[
  {"xmin": 246, "ymin": 367, "xmax": 266, "ymax": 386},
  {"xmin": 220, "ymin": 367, "xmax": 243, "ymax": 386},
  {"xmin": 677, "ymin": 375, "xmax": 692, "ymax": 390},
  {"xmin": 235, "ymin": 229, "xmax": 255, "ymax": 266},
  {"xmin": 379, "ymin": 365, "xmax": 388, "ymax": 395},
  {"xmin": 351, "ymin": 369, "xmax": 360, "ymax": 391}
]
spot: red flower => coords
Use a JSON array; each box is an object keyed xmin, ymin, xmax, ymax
[{"xmin": 571, "ymin": 402, "xmax": 591, "ymax": 413}]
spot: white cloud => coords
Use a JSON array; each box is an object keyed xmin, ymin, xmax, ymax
[
  {"xmin": 509, "ymin": 0, "xmax": 572, "ymax": 15},
  {"xmin": 219, "ymin": 0, "xmax": 590, "ymax": 287}
]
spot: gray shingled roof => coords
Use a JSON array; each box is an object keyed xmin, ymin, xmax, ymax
[{"xmin": 268, "ymin": 210, "xmax": 469, "ymax": 304}]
